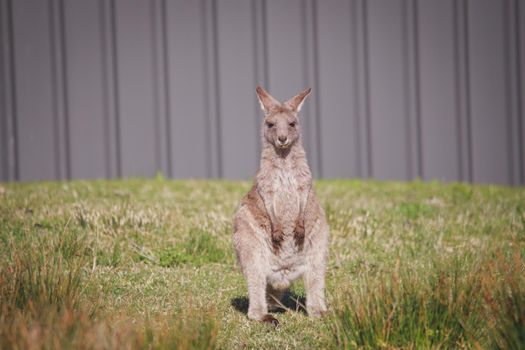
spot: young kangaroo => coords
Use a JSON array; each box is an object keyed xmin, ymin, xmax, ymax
[{"xmin": 233, "ymin": 86, "xmax": 329, "ymax": 326}]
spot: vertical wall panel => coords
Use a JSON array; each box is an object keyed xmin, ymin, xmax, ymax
[
  {"xmin": 99, "ymin": 0, "xmax": 120, "ymax": 179},
  {"xmin": 12, "ymin": 0, "xmax": 57, "ymax": 181},
  {"xmin": 252, "ymin": 0, "xmax": 268, "ymax": 159},
  {"xmin": 63, "ymin": 0, "xmax": 107, "ymax": 179},
  {"xmin": 114, "ymin": 0, "xmax": 157, "ymax": 177},
  {"xmin": 151, "ymin": 0, "xmax": 170, "ymax": 177},
  {"xmin": 303, "ymin": 0, "xmax": 321, "ymax": 176},
  {"xmin": 518, "ymin": 0, "xmax": 525, "ymax": 184},
  {"xmin": 0, "ymin": 0, "xmax": 7, "ymax": 181},
  {"xmin": 506, "ymin": 0, "xmax": 523, "ymax": 185},
  {"xmin": 405, "ymin": 0, "xmax": 422, "ymax": 179},
  {"xmin": 316, "ymin": 0, "xmax": 359, "ymax": 178},
  {"xmin": 454, "ymin": 0, "xmax": 472, "ymax": 182},
  {"xmin": 203, "ymin": 0, "xmax": 222, "ymax": 177},
  {"xmin": 467, "ymin": 0, "xmax": 510, "ymax": 184},
  {"xmin": 0, "ymin": 0, "xmax": 16, "ymax": 181},
  {"xmin": 49, "ymin": 0, "xmax": 69, "ymax": 180},
  {"xmin": 515, "ymin": 1, "xmax": 525, "ymax": 185},
  {"xmin": 216, "ymin": 0, "xmax": 258, "ymax": 179},
  {"xmin": 165, "ymin": 0, "xmax": 209, "ymax": 178},
  {"xmin": 418, "ymin": 0, "xmax": 460, "ymax": 181},
  {"xmin": 301, "ymin": 0, "xmax": 323, "ymax": 177},
  {"xmin": 367, "ymin": 0, "xmax": 410, "ymax": 180},
  {"xmin": 354, "ymin": 0, "xmax": 372, "ymax": 178}
]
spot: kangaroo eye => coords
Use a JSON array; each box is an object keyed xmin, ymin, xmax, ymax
[
  {"xmin": 289, "ymin": 122, "xmax": 296, "ymax": 127},
  {"xmin": 266, "ymin": 122, "xmax": 274, "ymax": 128}
]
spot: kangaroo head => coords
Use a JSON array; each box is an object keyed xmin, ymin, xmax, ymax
[{"xmin": 255, "ymin": 86, "xmax": 311, "ymax": 151}]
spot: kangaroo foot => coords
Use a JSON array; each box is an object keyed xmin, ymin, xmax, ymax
[{"xmin": 261, "ymin": 314, "xmax": 280, "ymax": 328}]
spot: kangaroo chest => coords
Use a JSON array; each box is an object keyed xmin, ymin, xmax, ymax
[
  {"xmin": 262, "ymin": 168, "xmax": 309, "ymax": 233},
  {"xmin": 272, "ymin": 170, "xmax": 300, "ymax": 226}
]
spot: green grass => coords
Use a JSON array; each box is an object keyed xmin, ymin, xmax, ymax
[{"xmin": 0, "ymin": 179, "xmax": 524, "ymax": 349}]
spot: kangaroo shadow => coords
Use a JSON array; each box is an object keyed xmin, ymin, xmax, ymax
[{"xmin": 231, "ymin": 291, "xmax": 307, "ymax": 315}]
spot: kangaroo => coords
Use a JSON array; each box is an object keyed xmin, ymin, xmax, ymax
[{"xmin": 233, "ymin": 86, "xmax": 329, "ymax": 326}]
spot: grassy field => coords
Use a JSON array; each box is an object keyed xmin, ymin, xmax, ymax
[{"xmin": 0, "ymin": 178, "xmax": 524, "ymax": 349}]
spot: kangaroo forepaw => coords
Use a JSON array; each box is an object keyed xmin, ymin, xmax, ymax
[
  {"xmin": 294, "ymin": 221, "xmax": 305, "ymax": 247},
  {"xmin": 272, "ymin": 226, "xmax": 284, "ymax": 250}
]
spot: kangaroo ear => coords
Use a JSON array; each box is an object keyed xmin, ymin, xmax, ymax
[
  {"xmin": 284, "ymin": 87, "xmax": 311, "ymax": 112},
  {"xmin": 256, "ymin": 86, "xmax": 280, "ymax": 114}
]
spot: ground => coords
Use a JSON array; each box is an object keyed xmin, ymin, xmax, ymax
[{"xmin": 0, "ymin": 178, "xmax": 524, "ymax": 349}]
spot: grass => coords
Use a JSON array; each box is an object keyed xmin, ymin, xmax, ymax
[{"xmin": 0, "ymin": 178, "xmax": 524, "ymax": 349}]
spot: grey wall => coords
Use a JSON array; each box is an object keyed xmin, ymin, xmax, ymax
[{"xmin": 1, "ymin": 0, "xmax": 524, "ymax": 184}]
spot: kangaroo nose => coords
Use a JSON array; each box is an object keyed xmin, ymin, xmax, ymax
[{"xmin": 278, "ymin": 136, "xmax": 287, "ymax": 143}]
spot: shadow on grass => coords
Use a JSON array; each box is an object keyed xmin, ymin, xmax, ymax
[{"xmin": 231, "ymin": 291, "xmax": 307, "ymax": 315}]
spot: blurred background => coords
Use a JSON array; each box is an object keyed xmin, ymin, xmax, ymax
[{"xmin": 0, "ymin": 0, "xmax": 523, "ymax": 184}]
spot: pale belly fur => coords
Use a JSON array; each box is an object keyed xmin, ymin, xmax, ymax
[
  {"xmin": 270, "ymin": 169, "xmax": 301, "ymax": 233},
  {"xmin": 267, "ymin": 247, "xmax": 306, "ymax": 290},
  {"xmin": 266, "ymin": 169, "xmax": 306, "ymax": 290}
]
